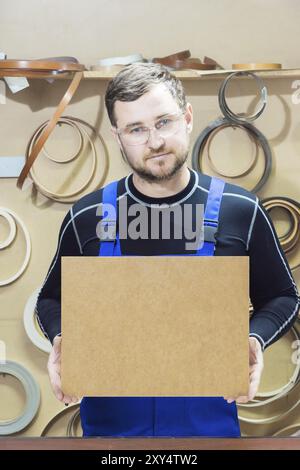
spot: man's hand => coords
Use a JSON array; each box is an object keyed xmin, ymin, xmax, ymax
[
  {"xmin": 47, "ymin": 335, "xmax": 79, "ymax": 404},
  {"xmin": 224, "ymin": 336, "xmax": 264, "ymax": 404}
]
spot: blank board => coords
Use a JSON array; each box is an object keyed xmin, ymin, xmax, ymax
[{"xmin": 61, "ymin": 256, "xmax": 249, "ymax": 397}]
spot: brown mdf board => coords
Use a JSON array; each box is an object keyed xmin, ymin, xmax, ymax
[{"xmin": 61, "ymin": 256, "xmax": 249, "ymax": 397}]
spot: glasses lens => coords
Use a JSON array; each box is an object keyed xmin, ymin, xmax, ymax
[
  {"xmin": 157, "ymin": 116, "xmax": 181, "ymax": 138},
  {"xmin": 121, "ymin": 127, "xmax": 149, "ymax": 145},
  {"xmin": 120, "ymin": 113, "xmax": 183, "ymax": 145}
]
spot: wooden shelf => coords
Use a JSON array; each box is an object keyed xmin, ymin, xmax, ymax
[
  {"xmin": 2, "ymin": 68, "xmax": 300, "ymax": 81},
  {"xmin": 84, "ymin": 68, "xmax": 300, "ymax": 80}
]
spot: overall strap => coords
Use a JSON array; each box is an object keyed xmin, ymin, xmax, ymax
[
  {"xmin": 98, "ymin": 180, "xmax": 121, "ymax": 256},
  {"xmin": 195, "ymin": 177, "xmax": 225, "ymax": 256}
]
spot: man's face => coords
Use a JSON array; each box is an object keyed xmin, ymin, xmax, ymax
[{"xmin": 112, "ymin": 83, "xmax": 193, "ymax": 182}]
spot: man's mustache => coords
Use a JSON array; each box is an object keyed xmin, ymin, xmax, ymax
[{"xmin": 146, "ymin": 148, "xmax": 170, "ymax": 159}]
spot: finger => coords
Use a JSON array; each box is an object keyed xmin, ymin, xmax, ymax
[
  {"xmin": 47, "ymin": 351, "xmax": 60, "ymax": 369},
  {"xmin": 49, "ymin": 367, "xmax": 63, "ymax": 401},
  {"xmin": 62, "ymin": 396, "xmax": 73, "ymax": 405},
  {"xmin": 223, "ymin": 395, "xmax": 236, "ymax": 401},
  {"xmin": 52, "ymin": 348, "xmax": 61, "ymax": 365},
  {"xmin": 248, "ymin": 360, "xmax": 264, "ymax": 399},
  {"xmin": 248, "ymin": 370, "xmax": 261, "ymax": 401},
  {"xmin": 51, "ymin": 379, "xmax": 63, "ymax": 401},
  {"xmin": 52, "ymin": 354, "xmax": 60, "ymax": 365},
  {"xmin": 226, "ymin": 397, "xmax": 236, "ymax": 404},
  {"xmin": 235, "ymin": 395, "xmax": 249, "ymax": 404}
]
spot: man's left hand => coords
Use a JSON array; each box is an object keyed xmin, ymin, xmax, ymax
[{"xmin": 224, "ymin": 336, "xmax": 264, "ymax": 404}]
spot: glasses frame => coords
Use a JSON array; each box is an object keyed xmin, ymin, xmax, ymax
[{"xmin": 115, "ymin": 110, "xmax": 187, "ymax": 146}]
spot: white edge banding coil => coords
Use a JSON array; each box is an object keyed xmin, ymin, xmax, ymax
[
  {"xmin": 0, "ymin": 207, "xmax": 31, "ymax": 286},
  {"xmin": 23, "ymin": 287, "xmax": 51, "ymax": 353},
  {"xmin": 0, "ymin": 360, "xmax": 40, "ymax": 435}
]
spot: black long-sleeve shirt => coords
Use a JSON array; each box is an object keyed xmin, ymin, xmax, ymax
[{"xmin": 36, "ymin": 168, "xmax": 300, "ymax": 349}]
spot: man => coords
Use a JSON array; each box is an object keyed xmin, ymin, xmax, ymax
[{"xmin": 37, "ymin": 63, "xmax": 300, "ymax": 437}]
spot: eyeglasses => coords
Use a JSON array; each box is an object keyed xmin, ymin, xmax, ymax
[{"xmin": 116, "ymin": 111, "xmax": 186, "ymax": 146}]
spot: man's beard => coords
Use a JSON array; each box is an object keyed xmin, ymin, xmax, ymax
[{"xmin": 121, "ymin": 147, "xmax": 189, "ymax": 183}]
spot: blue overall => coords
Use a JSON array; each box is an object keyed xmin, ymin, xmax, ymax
[{"xmin": 80, "ymin": 177, "xmax": 241, "ymax": 437}]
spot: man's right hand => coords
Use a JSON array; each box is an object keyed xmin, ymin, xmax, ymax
[{"xmin": 47, "ymin": 335, "xmax": 79, "ymax": 404}]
